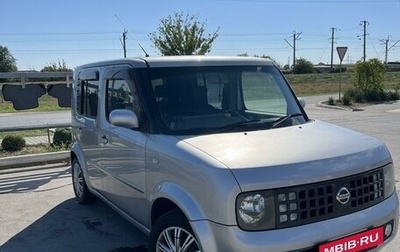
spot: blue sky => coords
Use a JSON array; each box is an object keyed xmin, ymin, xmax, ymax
[{"xmin": 2, "ymin": 0, "xmax": 400, "ymax": 70}]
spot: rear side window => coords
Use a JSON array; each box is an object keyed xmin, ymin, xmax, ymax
[{"xmin": 76, "ymin": 70, "xmax": 99, "ymax": 118}]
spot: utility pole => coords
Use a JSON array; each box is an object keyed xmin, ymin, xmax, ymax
[
  {"xmin": 359, "ymin": 20, "xmax": 369, "ymax": 62},
  {"xmin": 115, "ymin": 15, "xmax": 128, "ymax": 58},
  {"xmin": 330, "ymin": 27, "xmax": 339, "ymax": 69},
  {"xmin": 380, "ymin": 37, "xmax": 390, "ymax": 65},
  {"xmin": 284, "ymin": 31, "xmax": 302, "ymax": 69},
  {"xmin": 122, "ymin": 30, "xmax": 128, "ymax": 58},
  {"xmin": 380, "ymin": 36, "xmax": 400, "ymax": 65}
]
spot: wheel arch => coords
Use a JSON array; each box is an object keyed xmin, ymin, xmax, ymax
[
  {"xmin": 70, "ymin": 143, "xmax": 90, "ymax": 187},
  {"xmin": 150, "ymin": 182, "xmax": 206, "ymax": 226},
  {"xmin": 151, "ymin": 198, "xmax": 181, "ymax": 225}
]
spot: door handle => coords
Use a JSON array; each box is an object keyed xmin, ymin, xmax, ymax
[
  {"xmin": 75, "ymin": 116, "xmax": 85, "ymax": 123},
  {"xmin": 100, "ymin": 135, "xmax": 109, "ymax": 145}
]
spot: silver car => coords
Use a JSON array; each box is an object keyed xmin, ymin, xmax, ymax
[{"xmin": 70, "ymin": 56, "xmax": 398, "ymax": 252}]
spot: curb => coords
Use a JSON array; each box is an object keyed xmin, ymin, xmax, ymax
[
  {"xmin": 0, "ymin": 151, "xmax": 70, "ymax": 171},
  {"xmin": 316, "ymin": 102, "xmax": 363, "ymax": 112}
]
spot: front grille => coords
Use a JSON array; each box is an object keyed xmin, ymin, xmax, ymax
[{"xmin": 275, "ymin": 168, "xmax": 384, "ymax": 229}]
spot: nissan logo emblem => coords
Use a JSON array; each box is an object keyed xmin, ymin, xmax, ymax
[{"xmin": 336, "ymin": 187, "xmax": 351, "ymax": 205}]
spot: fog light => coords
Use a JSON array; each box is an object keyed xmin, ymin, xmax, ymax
[
  {"xmin": 290, "ymin": 203, "xmax": 297, "ymax": 211},
  {"xmin": 278, "ymin": 194, "xmax": 286, "ymax": 202},
  {"xmin": 279, "ymin": 204, "xmax": 287, "ymax": 213},
  {"xmin": 384, "ymin": 223, "xmax": 393, "ymax": 238}
]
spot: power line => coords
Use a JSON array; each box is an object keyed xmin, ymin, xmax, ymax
[
  {"xmin": 284, "ymin": 31, "xmax": 302, "ymax": 68},
  {"xmin": 121, "ymin": 30, "xmax": 128, "ymax": 58},
  {"xmin": 115, "ymin": 14, "xmax": 149, "ymax": 57},
  {"xmin": 330, "ymin": 27, "xmax": 339, "ymax": 68},
  {"xmin": 359, "ymin": 20, "xmax": 369, "ymax": 62},
  {"xmin": 215, "ymin": 0, "xmax": 399, "ymax": 2},
  {"xmin": 0, "ymin": 31, "xmax": 122, "ymax": 36},
  {"xmin": 380, "ymin": 36, "xmax": 400, "ymax": 64}
]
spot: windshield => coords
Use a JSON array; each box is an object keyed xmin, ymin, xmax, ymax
[{"xmin": 149, "ymin": 65, "xmax": 307, "ymax": 134}]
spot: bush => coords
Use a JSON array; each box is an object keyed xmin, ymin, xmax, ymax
[
  {"xmin": 328, "ymin": 97, "xmax": 335, "ymax": 105},
  {"xmin": 293, "ymin": 58, "xmax": 316, "ymax": 74},
  {"xmin": 53, "ymin": 128, "xmax": 72, "ymax": 147},
  {"xmin": 342, "ymin": 93, "xmax": 352, "ymax": 106},
  {"xmin": 364, "ymin": 90, "xmax": 386, "ymax": 102},
  {"xmin": 1, "ymin": 135, "xmax": 26, "ymax": 152},
  {"xmin": 385, "ymin": 83, "xmax": 400, "ymax": 101},
  {"xmin": 345, "ymin": 88, "xmax": 363, "ymax": 102},
  {"xmin": 344, "ymin": 86, "xmax": 399, "ymax": 103},
  {"xmin": 330, "ymin": 67, "xmax": 347, "ymax": 73},
  {"xmin": 353, "ymin": 59, "xmax": 386, "ymax": 102},
  {"xmin": 387, "ymin": 90, "xmax": 400, "ymax": 101}
]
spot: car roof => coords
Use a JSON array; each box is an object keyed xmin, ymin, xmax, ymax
[
  {"xmin": 75, "ymin": 56, "xmax": 274, "ymax": 70},
  {"xmin": 141, "ymin": 56, "xmax": 274, "ymax": 68}
]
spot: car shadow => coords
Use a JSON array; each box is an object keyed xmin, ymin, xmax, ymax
[
  {"xmin": 0, "ymin": 197, "xmax": 149, "ymax": 252},
  {"xmin": 0, "ymin": 167, "xmax": 71, "ymax": 194}
]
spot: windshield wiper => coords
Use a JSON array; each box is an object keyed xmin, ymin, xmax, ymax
[
  {"xmin": 216, "ymin": 119, "xmax": 269, "ymax": 132},
  {"xmin": 271, "ymin": 113, "xmax": 303, "ymax": 128},
  {"xmin": 214, "ymin": 114, "xmax": 304, "ymax": 133}
]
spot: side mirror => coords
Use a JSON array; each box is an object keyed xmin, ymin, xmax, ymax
[
  {"xmin": 109, "ymin": 109, "xmax": 139, "ymax": 129},
  {"xmin": 298, "ymin": 98, "xmax": 306, "ymax": 108}
]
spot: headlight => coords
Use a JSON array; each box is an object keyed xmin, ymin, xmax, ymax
[
  {"xmin": 383, "ymin": 163, "xmax": 395, "ymax": 198},
  {"xmin": 239, "ymin": 194, "xmax": 265, "ymax": 223},
  {"xmin": 236, "ymin": 191, "xmax": 275, "ymax": 230}
]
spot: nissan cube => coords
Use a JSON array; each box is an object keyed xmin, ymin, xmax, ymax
[{"xmin": 70, "ymin": 56, "xmax": 398, "ymax": 251}]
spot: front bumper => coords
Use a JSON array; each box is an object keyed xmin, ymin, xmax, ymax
[{"xmin": 191, "ymin": 191, "xmax": 399, "ymax": 252}]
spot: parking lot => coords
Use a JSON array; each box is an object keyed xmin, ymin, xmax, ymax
[
  {"xmin": 0, "ymin": 96, "xmax": 399, "ymax": 252},
  {"xmin": 0, "ymin": 165, "xmax": 148, "ymax": 252}
]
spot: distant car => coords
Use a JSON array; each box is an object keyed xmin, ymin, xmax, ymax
[{"xmin": 70, "ymin": 56, "xmax": 398, "ymax": 252}]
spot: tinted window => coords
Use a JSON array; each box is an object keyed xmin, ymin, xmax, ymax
[
  {"xmin": 149, "ymin": 65, "xmax": 305, "ymax": 134},
  {"xmin": 106, "ymin": 79, "xmax": 135, "ymax": 117},
  {"xmin": 77, "ymin": 79, "xmax": 99, "ymax": 118},
  {"xmin": 104, "ymin": 68, "xmax": 142, "ymax": 124}
]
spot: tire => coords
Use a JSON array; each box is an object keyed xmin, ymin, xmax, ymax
[
  {"xmin": 71, "ymin": 158, "xmax": 95, "ymax": 204},
  {"xmin": 149, "ymin": 210, "xmax": 202, "ymax": 252}
]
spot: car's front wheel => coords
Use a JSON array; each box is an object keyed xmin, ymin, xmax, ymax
[
  {"xmin": 149, "ymin": 209, "xmax": 202, "ymax": 252},
  {"xmin": 71, "ymin": 158, "xmax": 95, "ymax": 204}
]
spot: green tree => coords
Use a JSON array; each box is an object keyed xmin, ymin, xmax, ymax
[
  {"xmin": 238, "ymin": 53, "xmax": 281, "ymax": 68},
  {"xmin": 255, "ymin": 55, "xmax": 281, "ymax": 68},
  {"xmin": 353, "ymin": 58, "xmax": 385, "ymax": 100},
  {"xmin": 149, "ymin": 12, "xmax": 220, "ymax": 56},
  {"xmin": 282, "ymin": 64, "xmax": 290, "ymax": 71},
  {"xmin": 0, "ymin": 45, "xmax": 17, "ymax": 72},
  {"xmin": 293, "ymin": 58, "xmax": 315, "ymax": 74},
  {"xmin": 41, "ymin": 59, "xmax": 71, "ymax": 72}
]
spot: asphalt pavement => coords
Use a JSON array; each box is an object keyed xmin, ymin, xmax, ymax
[
  {"xmin": 0, "ymin": 165, "xmax": 148, "ymax": 252},
  {"xmin": 0, "ymin": 110, "xmax": 70, "ymax": 131}
]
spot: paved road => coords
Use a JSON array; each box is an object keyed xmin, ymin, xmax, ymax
[
  {"xmin": 304, "ymin": 95, "xmax": 400, "ymax": 181},
  {"xmin": 0, "ymin": 96, "xmax": 399, "ymax": 251},
  {"xmin": 0, "ymin": 110, "xmax": 70, "ymax": 130},
  {"xmin": 0, "ymin": 165, "xmax": 148, "ymax": 252}
]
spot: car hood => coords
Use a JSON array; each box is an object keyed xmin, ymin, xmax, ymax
[{"xmin": 178, "ymin": 120, "xmax": 391, "ymax": 191}]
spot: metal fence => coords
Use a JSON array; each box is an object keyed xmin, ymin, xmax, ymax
[
  {"xmin": 0, "ymin": 71, "xmax": 72, "ymax": 143},
  {"xmin": 0, "ymin": 71, "xmax": 73, "ymax": 110}
]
